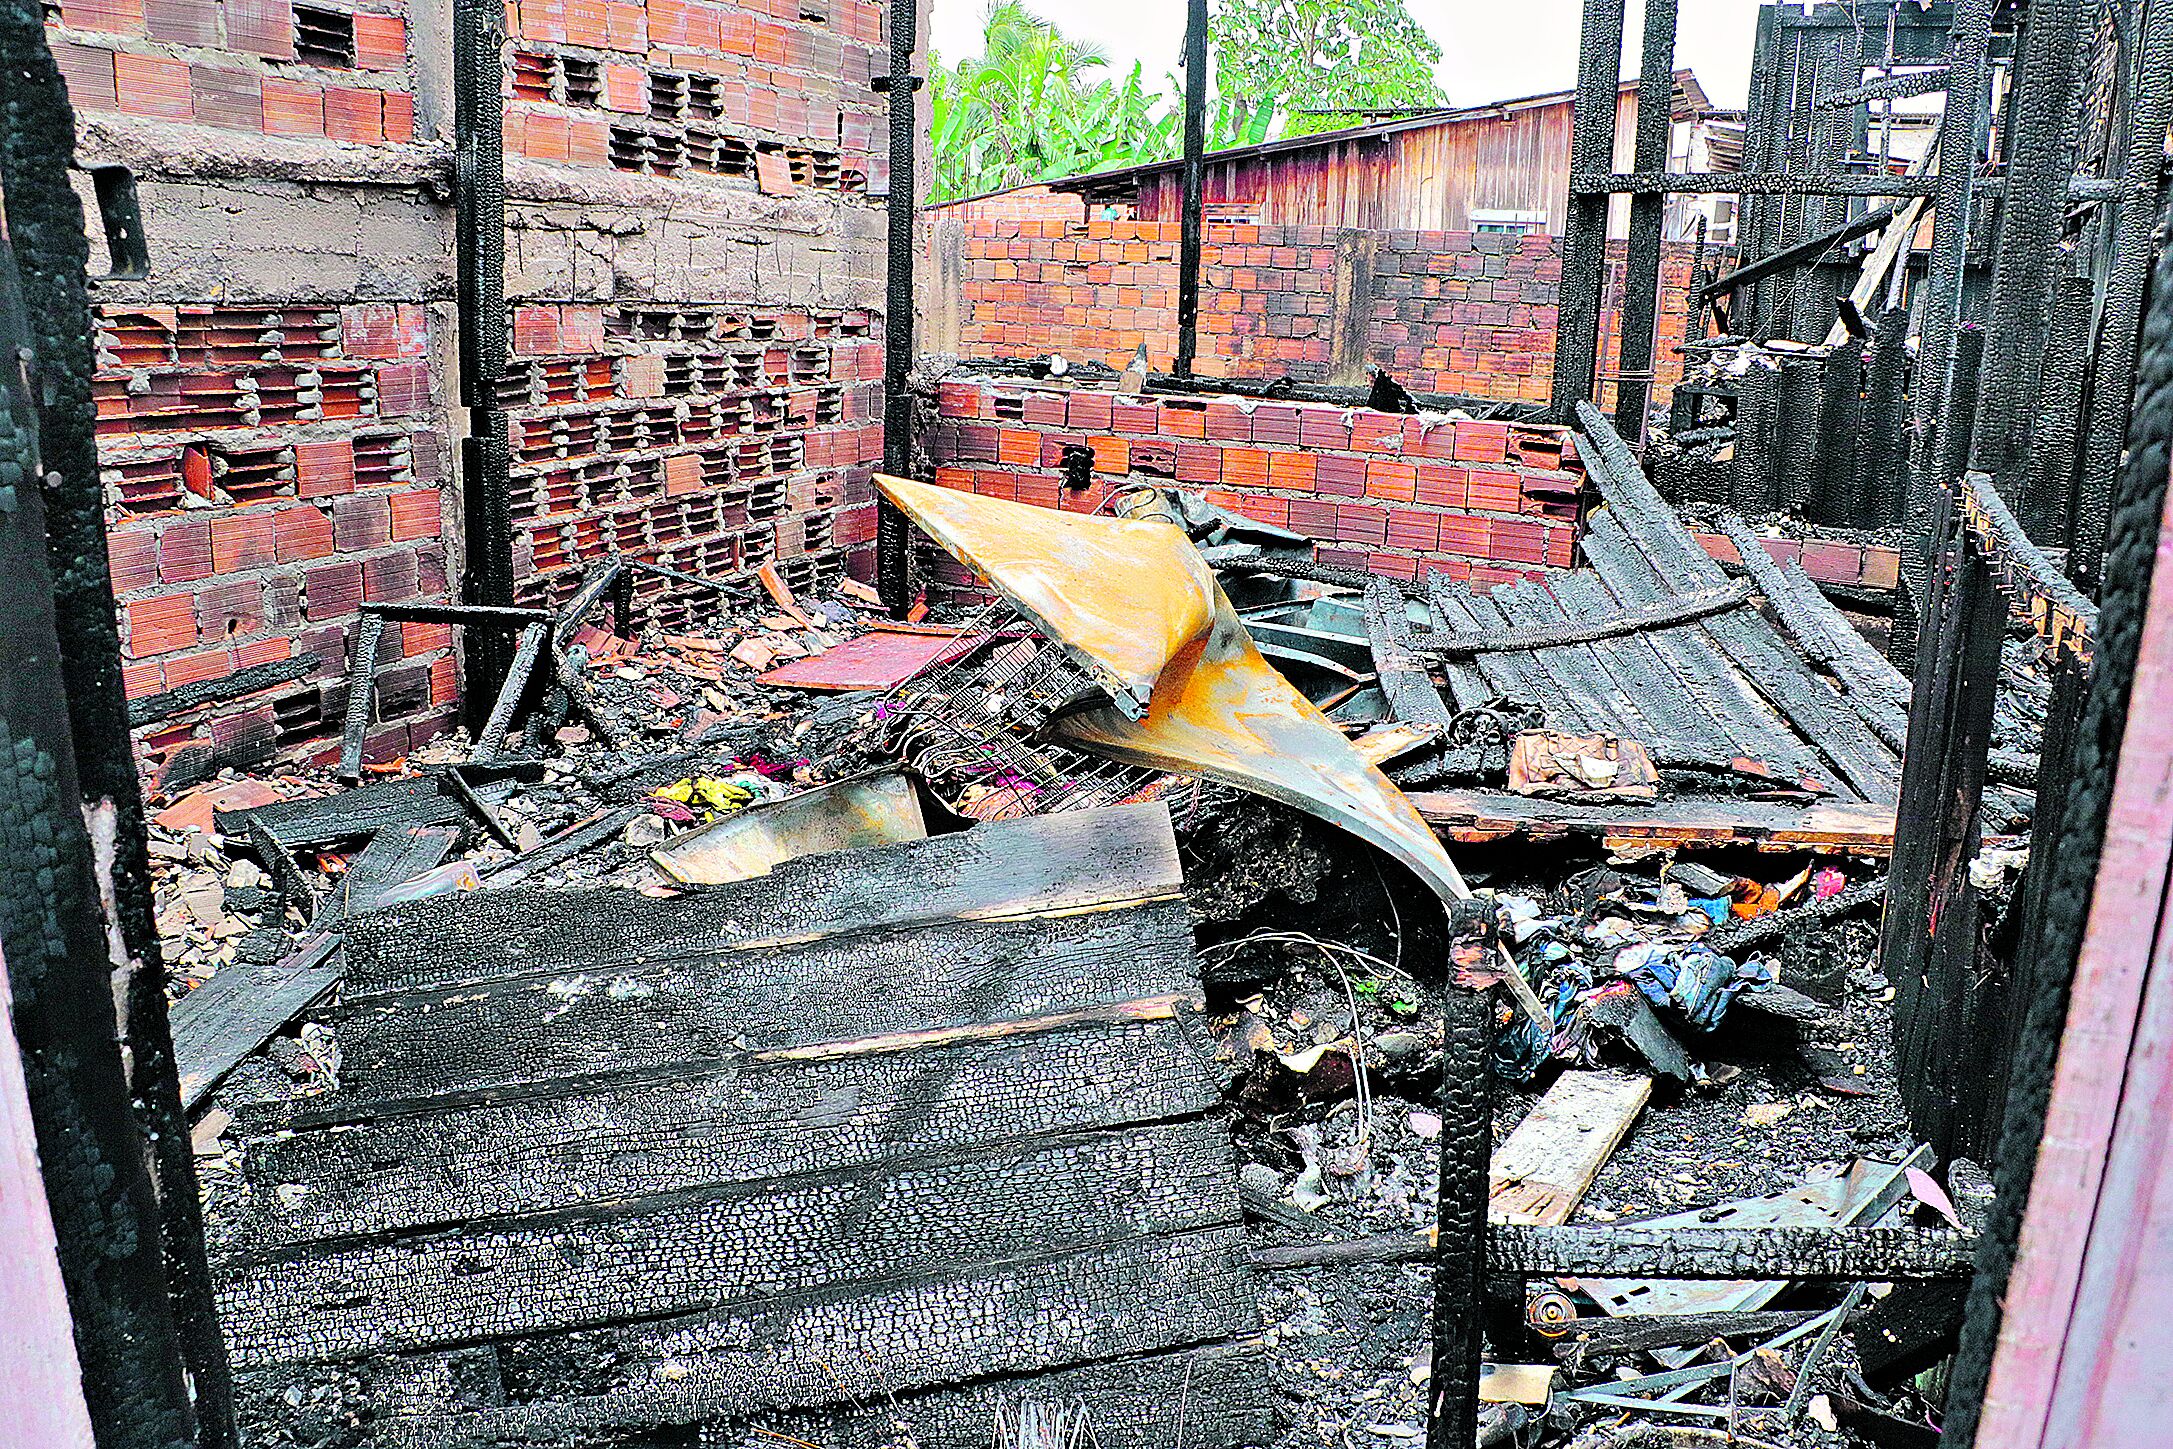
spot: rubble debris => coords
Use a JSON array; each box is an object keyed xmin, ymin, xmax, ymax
[{"xmin": 1507, "ymin": 731, "xmax": 1661, "ymax": 802}]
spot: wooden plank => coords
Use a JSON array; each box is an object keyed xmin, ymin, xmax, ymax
[
  {"xmin": 216, "ymin": 1119, "xmax": 1237, "ymax": 1367},
  {"xmin": 1489, "ymin": 1071, "xmax": 1651, "ymax": 1227},
  {"xmin": 1549, "ymin": 571, "xmax": 1744, "ymax": 763},
  {"xmin": 1363, "ymin": 577, "xmax": 1455, "ymax": 729},
  {"xmin": 256, "ymin": 1226, "xmax": 1257, "ymax": 1442},
  {"xmin": 324, "ymin": 899, "xmax": 1200, "ymax": 1113},
  {"xmin": 1490, "ymin": 579, "xmax": 1665, "ymax": 747},
  {"xmin": 222, "ymin": 1014, "xmax": 1223, "ymax": 1253},
  {"xmin": 1410, "ymin": 789, "xmax": 1897, "ymax": 855},
  {"xmin": 172, "ymin": 933, "xmax": 342, "ymax": 1112},
  {"xmin": 1583, "ymin": 511, "xmax": 1848, "ymax": 793},
  {"xmin": 1424, "ymin": 576, "xmax": 1522, "ymax": 710},
  {"xmin": 344, "ymin": 801, "xmax": 1184, "ymax": 998},
  {"xmin": 215, "ymin": 775, "xmax": 472, "ymax": 849}
]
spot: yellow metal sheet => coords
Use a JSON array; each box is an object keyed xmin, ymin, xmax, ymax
[
  {"xmin": 876, "ymin": 473, "xmax": 1468, "ymax": 905},
  {"xmin": 875, "ymin": 475, "xmax": 1216, "ymax": 716}
]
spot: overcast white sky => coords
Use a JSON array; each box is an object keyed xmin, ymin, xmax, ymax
[{"xmin": 930, "ymin": 1, "xmax": 1760, "ymax": 111}]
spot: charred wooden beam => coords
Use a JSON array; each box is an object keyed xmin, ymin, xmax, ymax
[
  {"xmin": 1573, "ymin": 172, "xmax": 1940, "ymax": 197},
  {"xmin": 1612, "ymin": 0, "xmax": 1678, "ymax": 435},
  {"xmin": 336, "ymin": 611, "xmax": 386, "ymax": 784},
  {"xmin": 1554, "ymin": 1309, "xmax": 1824, "ymax": 1358},
  {"xmin": 358, "ymin": 602, "xmax": 552, "ymax": 628},
  {"xmin": 1364, "ymin": 579, "xmax": 1456, "ymax": 732},
  {"xmin": 1254, "ymin": 1225, "xmax": 1977, "ymax": 1279},
  {"xmin": 1819, "ymin": 68, "xmax": 1951, "ymax": 108},
  {"xmin": 876, "ymin": 0, "xmax": 918, "ymax": 611},
  {"xmin": 1697, "ymin": 205, "xmax": 1900, "ymax": 304},
  {"xmin": 1424, "ymin": 587, "xmax": 1748, "ymax": 672},
  {"xmin": 1174, "ymin": 0, "xmax": 1207, "ymax": 379},
  {"xmin": 126, "ymin": 651, "xmax": 323, "ymax": 727},
  {"xmin": 470, "ymin": 620, "xmax": 546, "ymax": 764},
  {"xmin": 1546, "ymin": 0, "xmax": 1624, "ymax": 419}
]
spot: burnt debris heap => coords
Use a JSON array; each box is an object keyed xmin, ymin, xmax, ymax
[{"xmin": 7, "ymin": 3, "xmax": 2173, "ymax": 1449}]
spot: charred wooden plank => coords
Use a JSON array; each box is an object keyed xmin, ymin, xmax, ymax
[
  {"xmin": 126, "ymin": 651, "xmax": 323, "ymax": 727},
  {"xmin": 1409, "ymin": 789, "xmax": 1897, "ymax": 855},
  {"xmin": 214, "ymin": 775, "xmax": 474, "ymax": 850},
  {"xmin": 337, "ymin": 610, "xmax": 386, "ymax": 783},
  {"xmin": 216, "ymin": 1118, "xmax": 1237, "ymax": 1367},
  {"xmin": 1489, "ymin": 579, "xmax": 1670, "ymax": 748},
  {"xmin": 222, "ymin": 1015, "xmax": 1221, "ymax": 1252},
  {"xmin": 1423, "ymin": 576, "xmax": 1517, "ymax": 709},
  {"xmin": 470, "ymin": 620, "xmax": 546, "ymax": 764},
  {"xmin": 1581, "ymin": 512, "xmax": 1837, "ymax": 788},
  {"xmin": 1424, "ymin": 582, "xmax": 1752, "ymax": 657},
  {"xmin": 256, "ymin": 1226, "xmax": 1255, "ymax": 1440},
  {"xmin": 357, "ymin": 603, "xmax": 555, "ymax": 628},
  {"xmin": 1554, "ymin": 1308, "xmax": 1822, "ymax": 1357},
  {"xmin": 324, "ymin": 902, "xmax": 1198, "ymax": 1112},
  {"xmin": 1547, "ymin": 571, "xmax": 1744, "ymax": 763},
  {"xmin": 172, "ymin": 933, "xmax": 342, "ymax": 1112},
  {"xmin": 1250, "ymin": 1224, "xmax": 1975, "ymax": 1278},
  {"xmin": 1364, "ymin": 578, "xmax": 1456, "ymax": 730},
  {"xmin": 344, "ymin": 802, "xmax": 1184, "ymax": 998}
]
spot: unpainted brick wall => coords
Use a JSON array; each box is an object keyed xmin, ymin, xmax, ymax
[
  {"xmin": 926, "ymin": 218, "xmax": 1718, "ymax": 408},
  {"xmin": 924, "ymin": 378, "xmax": 1585, "ymax": 598},
  {"xmin": 503, "ymin": 302, "xmax": 884, "ymax": 619},
  {"xmin": 55, "ymin": 0, "xmax": 901, "ymax": 773}
]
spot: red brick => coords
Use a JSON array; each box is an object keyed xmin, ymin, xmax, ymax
[
  {"xmin": 1067, "ymin": 392, "xmax": 1114, "ymax": 431},
  {"xmin": 274, "ymin": 505, "xmax": 336, "ymax": 562},
  {"xmin": 1222, "ymin": 448, "xmax": 1268, "ymax": 488},
  {"xmin": 127, "ymin": 594, "xmax": 197, "ymax": 656},
  {"xmin": 1439, "ymin": 516, "xmax": 1493, "ymax": 559},
  {"xmin": 190, "ymin": 67, "xmax": 263, "ymax": 131},
  {"xmin": 1267, "ymin": 451, "xmax": 1315, "ymax": 492},
  {"xmin": 997, "ymin": 429, "xmax": 1038, "ymax": 467},
  {"xmin": 1465, "ymin": 467, "xmax": 1524, "ymax": 514},
  {"xmin": 1489, "ymin": 518, "xmax": 1550, "ymax": 566},
  {"xmin": 1335, "ymin": 504, "xmax": 1387, "ymax": 547},
  {"xmin": 295, "ymin": 439, "xmax": 355, "ymax": 497},
  {"xmin": 304, "ymin": 560, "xmax": 363, "ymax": 619},
  {"xmin": 332, "ymin": 494, "xmax": 391, "ymax": 549},
  {"xmin": 429, "ymin": 654, "xmax": 458, "ymax": 706},
  {"xmin": 1695, "ymin": 531, "xmax": 1742, "ymax": 566},
  {"xmin": 262, "ymin": 77, "xmax": 324, "ymax": 135},
  {"xmin": 362, "ymin": 549, "xmax": 420, "ymax": 602},
  {"xmin": 144, "ymin": 0, "xmax": 217, "ymax": 42},
  {"xmin": 1386, "ymin": 509, "xmax": 1439, "ymax": 553},
  {"xmin": 1298, "ymin": 409, "xmax": 1350, "ymax": 450},
  {"xmin": 1088, "ymin": 436, "xmax": 1128, "ymax": 474},
  {"xmin": 109, "ymin": 527, "xmax": 158, "ymax": 592},
  {"xmin": 1204, "ymin": 403, "xmax": 1251, "ymax": 441},
  {"xmin": 122, "ymin": 659, "xmax": 163, "ymax": 699},
  {"xmin": 162, "ymin": 649, "xmax": 232, "ymax": 690},
  {"xmin": 1314, "ymin": 455, "xmax": 1367, "ymax": 498},
  {"xmin": 114, "ymin": 53, "xmax": 191, "ymax": 120},
  {"xmin": 382, "ymin": 91, "xmax": 415, "ymax": 143},
  {"xmin": 1453, "ymin": 419, "xmax": 1510, "ymax": 463},
  {"xmin": 159, "ymin": 519, "xmax": 213, "ymax": 583},
  {"xmin": 388, "ymin": 490, "xmax": 441, "ymax": 540},
  {"xmin": 375, "ymin": 361, "xmax": 431, "ymax": 416},
  {"xmin": 210, "ymin": 512, "xmax": 278, "ymax": 573},
  {"xmin": 234, "ymin": 636, "xmax": 295, "ymax": 668},
  {"xmin": 402, "ymin": 621, "xmax": 454, "ymax": 657},
  {"xmin": 1365, "ymin": 460, "xmax": 1418, "ymax": 501},
  {"xmin": 1174, "ymin": 442, "xmax": 1221, "ymax": 484},
  {"xmin": 324, "ymin": 87, "xmax": 384, "ymax": 144},
  {"xmin": 1350, "ymin": 414, "xmax": 1404, "ymax": 453},
  {"xmin": 1250, "ymin": 406, "xmax": 1301, "ymax": 446},
  {"xmin": 1112, "ymin": 400, "xmax": 1159, "ymax": 435},
  {"xmin": 59, "ymin": 0, "xmax": 142, "ymax": 35},
  {"xmin": 1415, "ymin": 463, "xmax": 1466, "ymax": 508},
  {"xmin": 353, "ymin": 12, "xmax": 407, "ymax": 69},
  {"xmin": 1159, "ymin": 404, "xmax": 1206, "ymax": 438},
  {"xmin": 1287, "ymin": 498, "xmax": 1338, "ymax": 537},
  {"xmin": 226, "ymin": 0, "xmax": 294, "ymax": 58},
  {"xmin": 52, "ymin": 41, "xmax": 118, "ymax": 111},
  {"xmin": 1862, "ymin": 546, "xmax": 1902, "ymax": 592},
  {"xmin": 1799, "ymin": 540, "xmax": 1864, "ymax": 587}
]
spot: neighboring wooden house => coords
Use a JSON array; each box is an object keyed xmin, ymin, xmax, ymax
[{"xmin": 1042, "ymin": 70, "xmax": 1738, "ymax": 242}]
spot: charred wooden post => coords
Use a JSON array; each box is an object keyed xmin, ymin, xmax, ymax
[
  {"xmin": 1611, "ymin": 0, "xmax": 1677, "ymax": 437},
  {"xmin": 1735, "ymin": 5, "xmax": 1782, "ymax": 327},
  {"xmin": 0, "ymin": 165, "xmax": 203, "ymax": 1447},
  {"xmin": 1731, "ymin": 363, "xmax": 1778, "ymax": 514},
  {"xmin": 1897, "ymin": 0, "xmax": 1995, "ymax": 664},
  {"xmin": 1428, "ymin": 975, "xmax": 1493, "ymax": 1449},
  {"xmin": 1174, "ymin": 0, "xmax": 1208, "ymax": 380},
  {"xmin": 1969, "ymin": 0, "xmax": 2085, "ymax": 542},
  {"xmin": 453, "ymin": 0, "xmax": 516, "ymax": 719},
  {"xmin": 1943, "ymin": 193, "xmax": 2173, "ymax": 1449},
  {"xmin": 1547, "ymin": 0, "xmax": 1625, "ymax": 420},
  {"xmin": 0, "ymin": 5, "xmax": 236, "ymax": 1439},
  {"xmin": 1811, "ymin": 338, "xmax": 1865, "ymax": 526},
  {"xmin": 2030, "ymin": 273, "xmax": 2096, "ymax": 542},
  {"xmin": 1776, "ymin": 357, "xmax": 1820, "ymax": 513},
  {"xmin": 2072, "ymin": 7, "xmax": 2173, "ymax": 594},
  {"xmin": 1860, "ymin": 303, "xmax": 1913, "ymax": 529},
  {"xmin": 1880, "ymin": 479, "xmax": 2005, "ymax": 1164},
  {"xmin": 876, "ymin": 0, "xmax": 920, "ymax": 612}
]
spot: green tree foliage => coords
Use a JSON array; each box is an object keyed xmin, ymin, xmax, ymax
[
  {"xmin": 930, "ymin": 0, "xmax": 1440, "ymax": 202},
  {"xmin": 1210, "ymin": 0, "xmax": 1447, "ymax": 138}
]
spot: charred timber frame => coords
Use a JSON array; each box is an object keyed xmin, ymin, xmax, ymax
[
  {"xmin": 0, "ymin": 4, "xmax": 238, "ymax": 1441},
  {"xmin": 1610, "ymin": 0, "xmax": 1678, "ymax": 437},
  {"xmin": 877, "ymin": 0, "xmax": 919, "ymax": 612},
  {"xmin": 1546, "ymin": 0, "xmax": 1624, "ymax": 421},
  {"xmin": 1175, "ymin": 0, "xmax": 1209, "ymax": 380},
  {"xmin": 454, "ymin": 0, "xmax": 517, "ymax": 718}
]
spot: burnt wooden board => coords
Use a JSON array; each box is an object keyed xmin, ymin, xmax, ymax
[
  {"xmin": 343, "ymin": 801, "xmax": 1183, "ymax": 998},
  {"xmin": 215, "ymin": 801, "xmax": 1264, "ymax": 1443},
  {"xmin": 217, "ymin": 1118, "xmax": 1236, "ymax": 1367},
  {"xmin": 322, "ymin": 898, "xmax": 1199, "ymax": 1113},
  {"xmin": 1412, "ymin": 789, "xmax": 1898, "ymax": 855},
  {"xmin": 222, "ymin": 1014, "xmax": 1221, "ymax": 1252}
]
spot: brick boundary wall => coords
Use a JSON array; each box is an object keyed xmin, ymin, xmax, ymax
[
  {"xmin": 921, "ymin": 377, "xmax": 1905, "ymax": 606},
  {"xmin": 923, "ymin": 378, "xmax": 1586, "ymax": 596},
  {"xmin": 924, "ymin": 219, "xmax": 1724, "ymax": 408}
]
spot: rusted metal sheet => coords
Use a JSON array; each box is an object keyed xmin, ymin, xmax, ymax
[
  {"xmin": 757, "ymin": 629, "xmax": 963, "ymax": 692},
  {"xmin": 650, "ymin": 771, "xmax": 929, "ymax": 886}
]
